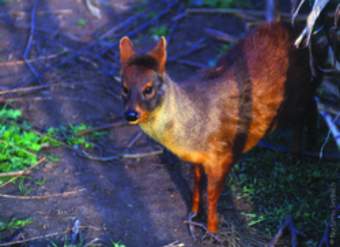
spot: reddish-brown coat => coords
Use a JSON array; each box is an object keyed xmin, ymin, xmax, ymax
[{"xmin": 119, "ymin": 22, "xmax": 315, "ymax": 234}]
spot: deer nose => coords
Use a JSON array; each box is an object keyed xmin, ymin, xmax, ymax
[{"xmin": 125, "ymin": 110, "xmax": 139, "ymax": 122}]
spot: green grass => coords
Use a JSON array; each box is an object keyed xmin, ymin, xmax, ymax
[
  {"xmin": 0, "ymin": 106, "xmax": 101, "ymax": 187},
  {"xmin": 149, "ymin": 25, "xmax": 169, "ymax": 38},
  {"xmin": 76, "ymin": 18, "xmax": 87, "ymax": 28},
  {"xmin": 228, "ymin": 146, "xmax": 338, "ymax": 243},
  {"xmin": 0, "ymin": 217, "xmax": 32, "ymax": 232},
  {"xmin": 111, "ymin": 241, "xmax": 126, "ymax": 247}
]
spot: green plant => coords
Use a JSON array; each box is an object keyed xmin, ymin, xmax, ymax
[
  {"xmin": 111, "ymin": 241, "xmax": 126, "ymax": 247},
  {"xmin": 76, "ymin": 18, "xmax": 87, "ymax": 28},
  {"xmin": 0, "ymin": 106, "xmax": 98, "ymax": 188},
  {"xmin": 228, "ymin": 146, "xmax": 338, "ymax": 241},
  {"xmin": 0, "ymin": 218, "xmax": 32, "ymax": 231},
  {"xmin": 150, "ymin": 25, "xmax": 168, "ymax": 37},
  {"xmin": 49, "ymin": 123, "xmax": 95, "ymax": 149},
  {"xmin": 0, "ymin": 107, "xmax": 56, "ymax": 186}
]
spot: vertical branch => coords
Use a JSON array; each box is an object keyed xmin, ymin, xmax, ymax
[{"xmin": 23, "ymin": 0, "xmax": 41, "ymax": 83}]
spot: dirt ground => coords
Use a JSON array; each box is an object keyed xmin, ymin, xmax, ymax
[{"xmin": 0, "ymin": 0, "xmax": 335, "ymax": 246}]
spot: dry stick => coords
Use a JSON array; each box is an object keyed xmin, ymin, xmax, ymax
[
  {"xmin": 78, "ymin": 148, "xmax": 163, "ymax": 162},
  {"xmin": 187, "ymin": 7, "xmax": 334, "ymax": 21},
  {"xmin": 0, "ymin": 231, "xmax": 67, "ymax": 247},
  {"xmin": 0, "ymin": 188, "xmax": 85, "ymax": 200},
  {"xmin": 99, "ymin": 12, "xmax": 145, "ymax": 39},
  {"xmin": 318, "ymin": 221, "xmax": 331, "ymax": 247},
  {"xmin": 0, "ymin": 50, "xmax": 67, "ymax": 68},
  {"xmin": 19, "ymin": 0, "xmax": 179, "ymax": 86},
  {"xmin": 23, "ymin": 0, "xmax": 41, "ymax": 81},
  {"xmin": 0, "ymin": 9, "xmax": 73, "ymax": 18},
  {"xmin": 0, "ymin": 84, "xmax": 49, "ymax": 95},
  {"xmin": 1, "ymin": 96, "xmax": 99, "ymax": 105},
  {"xmin": 268, "ymin": 215, "xmax": 299, "ymax": 247},
  {"xmin": 204, "ymin": 28, "xmax": 242, "ymax": 43},
  {"xmin": 176, "ymin": 59, "xmax": 206, "ymax": 69},
  {"xmin": 126, "ymin": 131, "xmax": 143, "ymax": 148},
  {"xmin": 0, "ymin": 157, "xmax": 46, "ymax": 178},
  {"xmin": 0, "ymin": 225, "xmax": 101, "ymax": 247},
  {"xmin": 76, "ymin": 120, "xmax": 127, "ymax": 136}
]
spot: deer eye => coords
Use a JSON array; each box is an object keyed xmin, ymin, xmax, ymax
[{"xmin": 143, "ymin": 85, "xmax": 154, "ymax": 96}]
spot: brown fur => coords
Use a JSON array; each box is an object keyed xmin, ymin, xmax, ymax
[{"xmin": 119, "ymin": 22, "xmax": 314, "ymax": 233}]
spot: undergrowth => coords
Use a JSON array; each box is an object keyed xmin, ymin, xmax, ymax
[
  {"xmin": 229, "ymin": 147, "xmax": 338, "ymax": 245},
  {"xmin": 0, "ymin": 217, "xmax": 32, "ymax": 232},
  {"xmin": 0, "ymin": 106, "xmax": 99, "ymax": 187}
]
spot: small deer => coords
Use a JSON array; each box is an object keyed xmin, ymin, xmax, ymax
[{"xmin": 119, "ymin": 22, "xmax": 316, "ymax": 239}]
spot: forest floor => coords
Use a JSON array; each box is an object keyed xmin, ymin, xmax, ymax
[{"xmin": 0, "ymin": 0, "xmax": 338, "ymax": 247}]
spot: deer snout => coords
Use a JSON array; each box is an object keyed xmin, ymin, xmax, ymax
[{"xmin": 124, "ymin": 109, "xmax": 139, "ymax": 123}]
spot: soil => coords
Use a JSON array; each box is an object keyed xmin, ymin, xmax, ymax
[{"xmin": 0, "ymin": 0, "xmax": 299, "ymax": 246}]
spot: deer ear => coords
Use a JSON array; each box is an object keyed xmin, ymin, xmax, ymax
[
  {"xmin": 119, "ymin": 36, "xmax": 135, "ymax": 65},
  {"xmin": 149, "ymin": 36, "xmax": 167, "ymax": 73}
]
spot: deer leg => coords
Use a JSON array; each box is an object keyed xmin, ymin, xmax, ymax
[
  {"xmin": 186, "ymin": 159, "xmax": 232, "ymax": 242},
  {"xmin": 191, "ymin": 165, "xmax": 203, "ymax": 214},
  {"xmin": 187, "ymin": 165, "xmax": 203, "ymax": 240}
]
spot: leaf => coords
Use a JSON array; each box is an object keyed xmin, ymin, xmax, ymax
[
  {"xmin": 294, "ymin": 0, "xmax": 331, "ymax": 47},
  {"xmin": 0, "ymin": 108, "xmax": 21, "ymax": 120}
]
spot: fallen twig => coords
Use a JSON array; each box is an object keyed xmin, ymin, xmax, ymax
[
  {"xmin": 0, "ymin": 50, "xmax": 67, "ymax": 68},
  {"xmin": 77, "ymin": 148, "xmax": 163, "ymax": 162},
  {"xmin": 0, "ymin": 224, "xmax": 101, "ymax": 246},
  {"xmin": 0, "ymin": 188, "xmax": 85, "ymax": 200},
  {"xmin": 99, "ymin": 12, "xmax": 145, "ymax": 39},
  {"xmin": 0, "ymin": 157, "xmax": 46, "ymax": 178},
  {"xmin": 204, "ymin": 28, "xmax": 242, "ymax": 43},
  {"xmin": 187, "ymin": 7, "xmax": 334, "ymax": 21},
  {"xmin": 76, "ymin": 120, "xmax": 127, "ymax": 136},
  {"xmin": 162, "ymin": 241, "xmax": 185, "ymax": 247},
  {"xmin": 176, "ymin": 59, "xmax": 206, "ymax": 69},
  {"xmin": 0, "ymin": 9, "xmax": 73, "ymax": 19},
  {"xmin": 0, "ymin": 84, "xmax": 49, "ymax": 95},
  {"xmin": 168, "ymin": 38, "xmax": 206, "ymax": 62},
  {"xmin": 126, "ymin": 131, "xmax": 143, "ymax": 148},
  {"xmin": 0, "ymin": 231, "xmax": 67, "ymax": 246}
]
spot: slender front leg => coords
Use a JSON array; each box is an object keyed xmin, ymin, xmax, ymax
[
  {"xmin": 205, "ymin": 161, "xmax": 232, "ymax": 233},
  {"xmin": 187, "ymin": 165, "xmax": 203, "ymax": 240},
  {"xmin": 191, "ymin": 165, "xmax": 203, "ymax": 214}
]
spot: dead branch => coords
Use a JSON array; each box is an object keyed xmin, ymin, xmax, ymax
[
  {"xmin": 23, "ymin": 0, "xmax": 41, "ymax": 81},
  {"xmin": 76, "ymin": 120, "xmax": 127, "ymax": 136},
  {"xmin": 0, "ymin": 188, "xmax": 85, "ymax": 200},
  {"xmin": 77, "ymin": 148, "xmax": 163, "ymax": 162},
  {"xmin": 176, "ymin": 59, "xmax": 206, "ymax": 69},
  {"xmin": 0, "ymin": 9, "xmax": 73, "ymax": 19},
  {"xmin": 168, "ymin": 38, "xmax": 206, "ymax": 62},
  {"xmin": 0, "ymin": 157, "xmax": 46, "ymax": 178},
  {"xmin": 204, "ymin": 28, "xmax": 242, "ymax": 43},
  {"xmin": 187, "ymin": 7, "xmax": 334, "ymax": 22},
  {"xmin": 268, "ymin": 215, "xmax": 300, "ymax": 247},
  {"xmin": 162, "ymin": 241, "xmax": 185, "ymax": 247},
  {"xmin": 318, "ymin": 221, "xmax": 331, "ymax": 247},
  {"xmin": 99, "ymin": 12, "xmax": 145, "ymax": 39},
  {"xmin": 0, "ymin": 50, "xmax": 67, "ymax": 68},
  {"xmin": 126, "ymin": 131, "xmax": 143, "ymax": 148},
  {"xmin": 0, "ymin": 231, "xmax": 67, "ymax": 247},
  {"xmin": 0, "ymin": 84, "xmax": 49, "ymax": 95},
  {"xmin": 0, "ymin": 224, "xmax": 101, "ymax": 246}
]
